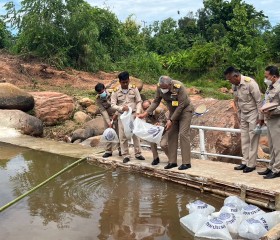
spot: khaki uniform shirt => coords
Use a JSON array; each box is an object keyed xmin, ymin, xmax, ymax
[
  {"xmin": 263, "ymin": 79, "xmax": 280, "ymax": 119},
  {"xmin": 147, "ymin": 80, "xmax": 193, "ymax": 121},
  {"xmin": 145, "ymin": 107, "xmax": 168, "ymax": 127},
  {"xmin": 232, "ymin": 75, "xmax": 263, "ymax": 120},
  {"xmin": 96, "ymin": 91, "xmax": 117, "ymax": 125},
  {"xmin": 111, "ymin": 85, "xmax": 142, "ymax": 114}
]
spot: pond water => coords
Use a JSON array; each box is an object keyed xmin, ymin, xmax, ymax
[{"xmin": 0, "ymin": 142, "xmax": 224, "ymax": 240}]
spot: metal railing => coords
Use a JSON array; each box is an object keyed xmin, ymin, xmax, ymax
[{"xmin": 138, "ymin": 125, "xmax": 270, "ymax": 163}]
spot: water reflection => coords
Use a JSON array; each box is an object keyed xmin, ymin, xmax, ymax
[{"xmin": 0, "ymin": 144, "xmax": 224, "ymax": 239}]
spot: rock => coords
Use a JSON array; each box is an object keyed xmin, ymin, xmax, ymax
[
  {"xmin": 187, "ymin": 87, "xmax": 201, "ymax": 95},
  {"xmin": 0, "ymin": 109, "xmax": 43, "ymax": 136},
  {"xmin": 83, "ymin": 117, "xmax": 105, "ymax": 136},
  {"xmin": 219, "ymin": 87, "xmax": 229, "ymax": 93},
  {"xmin": 79, "ymin": 98, "xmax": 94, "ymax": 108},
  {"xmin": 73, "ymin": 111, "xmax": 91, "ymax": 124},
  {"xmin": 80, "ymin": 135, "xmax": 103, "ymax": 147},
  {"xmin": 190, "ymin": 97, "xmax": 241, "ymax": 163},
  {"xmin": 0, "ymin": 83, "xmax": 34, "ymax": 111},
  {"xmin": 30, "ymin": 92, "xmax": 75, "ymax": 126},
  {"xmin": 86, "ymin": 105, "xmax": 99, "ymax": 115}
]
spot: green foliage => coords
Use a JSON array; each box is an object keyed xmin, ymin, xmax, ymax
[{"xmin": 0, "ymin": 19, "xmax": 12, "ymax": 48}]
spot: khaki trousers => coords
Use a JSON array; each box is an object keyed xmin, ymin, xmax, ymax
[
  {"xmin": 168, "ymin": 110, "xmax": 192, "ymax": 164},
  {"xmin": 118, "ymin": 116, "xmax": 141, "ymax": 158},
  {"xmin": 150, "ymin": 132, "xmax": 169, "ymax": 160},
  {"xmin": 267, "ymin": 117, "xmax": 280, "ymax": 173},
  {"xmin": 103, "ymin": 118, "xmax": 121, "ymax": 154},
  {"xmin": 240, "ymin": 110, "xmax": 260, "ymax": 168}
]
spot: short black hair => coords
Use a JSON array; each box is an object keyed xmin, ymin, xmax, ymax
[
  {"xmin": 95, "ymin": 83, "xmax": 105, "ymax": 93},
  {"xmin": 118, "ymin": 71, "xmax": 129, "ymax": 81},
  {"xmin": 265, "ymin": 65, "xmax": 279, "ymax": 77},
  {"xmin": 224, "ymin": 66, "xmax": 240, "ymax": 76}
]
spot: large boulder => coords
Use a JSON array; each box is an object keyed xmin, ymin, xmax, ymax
[
  {"xmin": 0, "ymin": 83, "xmax": 34, "ymax": 111},
  {"xmin": 30, "ymin": 92, "xmax": 75, "ymax": 126},
  {"xmin": 0, "ymin": 110, "xmax": 43, "ymax": 136},
  {"xmin": 190, "ymin": 97, "xmax": 241, "ymax": 163}
]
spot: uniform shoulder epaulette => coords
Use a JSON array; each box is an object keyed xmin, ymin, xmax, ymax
[
  {"xmin": 107, "ymin": 88, "xmax": 113, "ymax": 93},
  {"xmin": 132, "ymin": 84, "xmax": 136, "ymax": 88},
  {"xmin": 174, "ymin": 83, "xmax": 181, "ymax": 88},
  {"xmin": 244, "ymin": 77, "xmax": 251, "ymax": 82},
  {"xmin": 157, "ymin": 83, "xmax": 160, "ymax": 87},
  {"xmin": 113, "ymin": 87, "xmax": 118, "ymax": 92}
]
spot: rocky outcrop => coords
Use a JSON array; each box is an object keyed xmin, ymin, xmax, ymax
[
  {"xmin": 0, "ymin": 109, "xmax": 43, "ymax": 136},
  {"xmin": 0, "ymin": 83, "xmax": 34, "ymax": 111},
  {"xmin": 30, "ymin": 92, "xmax": 75, "ymax": 126},
  {"xmin": 73, "ymin": 111, "xmax": 91, "ymax": 124},
  {"xmin": 190, "ymin": 98, "xmax": 241, "ymax": 163}
]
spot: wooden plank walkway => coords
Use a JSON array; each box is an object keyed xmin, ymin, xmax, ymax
[{"xmin": 1, "ymin": 135, "xmax": 279, "ymax": 210}]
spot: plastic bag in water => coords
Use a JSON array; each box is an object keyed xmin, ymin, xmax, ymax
[
  {"xmin": 224, "ymin": 196, "xmax": 248, "ymax": 210},
  {"xmin": 253, "ymin": 211, "xmax": 280, "ymax": 231},
  {"xmin": 133, "ymin": 118, "xmax": 164, "ymax": 145},
  {"xmin": 100, "ymin": 128, "xmax": 119, "ymax": 143},
  {"xmin": 218, "ymin": 212, "xmax": 242, "ymax": 236},
  {"xmin": 238, "ymin": 218, "xmax": 267, "ymax": 240},
  {"xmin": 241, "ymin": 204, "xmax": 265, "ymax": 220},
  {"xmin": 180, "ymin": 212, "xmax": 209, "ymax": 234},
  {"xmin": 120, "ymin": 107, "xmax": 134, "ymax": 139},
  {"xmin": 187, "ymin": 200, "xmax": 215, "ymax": 216},
  {"xmin": 220, "ymin": 203, "xmax": 240, "ymax": 215},
  {"xmin": 195, "ymin": 217, "xmax": 232, "ymax": 240}
]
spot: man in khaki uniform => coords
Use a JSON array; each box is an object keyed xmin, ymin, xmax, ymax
[
  {"xmin": 95, "ymin": 83, "xmax": 121, "ymax": 158},
  {"xmin": 142, "ymin": 100, "xmax": 168, "ymax": 165},
  {"xmin": 224, "ymin": 67, "xmax": 263, "ymax": 173},
  {"xmin": 111, "ymin": 71, "xmax": 145, "ymax": 163},
  {"xmin": 258, "ymin": 66, "xmax": 280, "ymax": 179},
  {"xmin": 138, "ymin": 76, "xmax": 194, "ymax": 170}
]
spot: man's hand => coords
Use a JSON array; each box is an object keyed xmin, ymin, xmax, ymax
[
  {"xmin": 165, "ymin": 120, "xmax": 172, "ymax": 131},
  {"xmin": 122, "ymin": 106, "xmax": 129, "ymax": 112},
  {"xmin": 256, "ymin": 119, "xmax": 264, "ymax": 126},
  {"xmin": 137, "ymin": 112, "xmax": 148, "ymax": 119}
]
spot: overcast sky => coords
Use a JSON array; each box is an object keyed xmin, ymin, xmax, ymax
[{"xmin": 0, "ymin": 0, "xmax": 279, "ymax": 27}]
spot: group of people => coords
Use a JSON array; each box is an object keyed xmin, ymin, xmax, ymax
[{"xmin": 95, "ymin": 66, "xmax": 280, "ymax": 179}]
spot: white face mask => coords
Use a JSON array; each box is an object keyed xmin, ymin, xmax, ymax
[
  {"xmin": 264, "ymin": 78, "xmax": 272, "ymax": 86},
  {"xmin": 160, "ymin": 88, "xmax": 169, "ymax": 94},
  {"xmin": 122, "ymin": 89, "xmax": 129, "ymax": 94}
]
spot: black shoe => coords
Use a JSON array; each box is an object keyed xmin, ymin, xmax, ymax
[
  {"xmin": 151, "ymin": 158, "xmax": 160, "ymax": 165},
  {"xmin": 234, "ymin": 164, "xmax": 246, "ymax": 170},
  {"xmin": 243, "ymin": 166, "xmax": 256, "ymax": 173},
  {"xmin": 119, "ymin": 151, "xmax": 122, "ymax": 156},
  {"xmin": 258, "ymin": 168, "xmax": 272, "ymax": 175},
  {"xmin": 136, "ymin": 155, "xmax": 145, "ymax": 160},
  {"xmin": 263, "ymin": 172, "xmax": 280, "ymax": 179},
  {"xmin": 102, "ymin": 153, "xmax": 112, "ymax": 158},
  {"xmin": 123, "ymin": 157, "xmax": 130, "ymax": 163},
  {"xmin": 164, "ymin": 163, "xmax": 178, "ymax": 169},
  {"xmin": 178, "ymin": 164, "xmax": 191, "ymax": 170}
]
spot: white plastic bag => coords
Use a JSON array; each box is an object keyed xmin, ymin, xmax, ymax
[
  {"xmin": 100, "ymin": 128, "xmax": 119, "ymax": 143},
  {"xmin": 220, "ymin": 203, "xmax": 240, "ymax": 215},
  {"xmin": 224, "ymin": 196, "xmax": 248, "ymax": 210},
  {"xmin": 238, "ymin": 218, "xmax": 267, "ymax": 240},
  {"xmin": 218, "ymin": 212, "xmax": 242, "ymax": 236},
  {"xmin": 120, "ymin": 107, "xmax": 134, "ymax": 139},
  {"xmin": 195, "ymin": 217, "xmax": 232, "ymax": 240},
  {"xmin": 180, "ymin": 212, "xmax": 209, "ymax": 234},
  {"xmin": 187, "ymin": 200, "xmax": 215, "ymax": 216},
  {"xmin": 241, "ymin": 204, "xmax": 265, "ymax": 220},
  {"xmin": 254, "ymin": 211, "xmax": 280, "ymax": 231},
  {"xmin": 133, "ymin": 118, "xmax": 164, "ymax": 145}
]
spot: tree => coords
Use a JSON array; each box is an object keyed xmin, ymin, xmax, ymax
[{"xmin": 0, "ymin": 19, "xmax": 12, "ymax": 49}]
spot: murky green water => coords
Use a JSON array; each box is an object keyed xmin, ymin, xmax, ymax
[{"xmin": 0, "ymin": 142, "xmax": 224, "ymax": 239}]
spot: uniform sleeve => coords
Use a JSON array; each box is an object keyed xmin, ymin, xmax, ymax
[
  {"xmin": 96, "ymin": 98, "xmax": 111, "ymax": 125},
  {"xmin": 250, "ymin": 81, "xmax": 264, "ymax": 120},
  {"xmin": 147, "ymin": 88, "xmax": 162, "ymax": 114},
  {"xmin": 170, "ymin": 86, "xmax": 190, "ymax": 121},
  {"xmin": 111, "ymin": 91, "xmax": 123, "ymax": 113},
  {"xmin": 134, "ymin": 88, "xmax": 142, "ymax": 114},
  {"xmin": 270, "ymin": 91, "xmax": 280, "ymax": 116}
]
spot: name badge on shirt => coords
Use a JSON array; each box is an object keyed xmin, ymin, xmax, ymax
[{"xmin": 172, "ymin": 101, "xmax": 178, "ymax": 106}]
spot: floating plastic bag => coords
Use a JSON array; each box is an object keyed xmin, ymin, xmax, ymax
[
  {"xmin": 187, "ymin": 200, "xmax": 215, "ymax": 216},
  {"xmin": 133, "ymin": 118, "xmax": 164, "ymax": 145},
  {"xmin": 254, "ymin": 211, "xmax": 280, "ymax": 231},
  {"xmin": 238, "ymin": 218, "xmax": 267, "ymax": 240},
  {"xmin": 218, "ymin": 212, "xmax": 242, "ymax": 236},
  {"xmin": 180, "ymin": 212, "xmax": 209, "ymax": 234},
  {"xmin": 120, "ymin": 107, "xmax": 134, "ymax": 139},
  {"xmin": 224, "ymin": 196, "xmax": 248, "ymax": 210},
  {"xmin": 195, "ymin": 217, "xmax": 232, "ymax": 240},
  {"xmin": 220, "ymin": 203, "xmax": 240, "ymax": 215},
  {"xmin": 100, "ymin": 128, "xmax": 119, "ymax": 143},
  {"xmin": 241, "ymin": 204, "xmax": 265, "ymax": 220}
]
